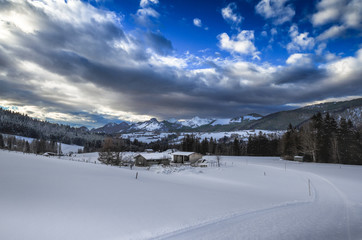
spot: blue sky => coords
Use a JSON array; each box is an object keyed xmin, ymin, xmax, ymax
[{"xmin": 0, "ymin": 0, "xmax": 361, "ymax": 128}]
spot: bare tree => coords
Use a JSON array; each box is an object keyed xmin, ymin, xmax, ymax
[
  {"xmin": 300, "ymin": 125, "xmax": 317, "ymax": 162},
  {"xmin": 216, "ymin": 155, "xmax": 221, "ymax": 167}
]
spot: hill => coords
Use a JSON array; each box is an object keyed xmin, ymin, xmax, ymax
[{"xmin": 247, "ymin": 98, "xmax": 362, "ymax": 130}]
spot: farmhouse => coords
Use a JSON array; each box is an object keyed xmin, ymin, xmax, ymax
[
  {"xmin": 171, "ymin": 152, "xmax": 202, "ymax": 164},
  {"xmin": 134, "ymin": 153, "xmax": 170, "ymax": 167}
]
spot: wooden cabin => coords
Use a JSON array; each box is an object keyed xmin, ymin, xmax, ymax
[
  {"xmin": 171, "ymin": 152, "xmax": 202, "ymax": 164},
  {"xmin": 134, "ymin": 153, "xmax": 170, "ymax": 167}
]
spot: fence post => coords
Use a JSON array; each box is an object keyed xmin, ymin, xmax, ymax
[{"xmin": 308, "ymin": 179, "xmax": 311, "ymax": 196}]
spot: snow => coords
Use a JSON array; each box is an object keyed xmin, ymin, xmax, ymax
[
  {"xmin": 137, "ymin": 152, "xmax": 171, "ymax": 160},
  {"xmin": 121, "ymin": 130, "xmax": 284, "ymax": 144},
  {"xmin": 136, "ymin": 122, "xmax": 161, "ymax": 131},
  {"xmin": 179, "ymin": 116, "xmax": 213, "ymax": 128},
  {"xmin": 1, "ymin": 150, "xmax": 362, "ymax": 240},
  {"xmin": 171, "ymin": 151, "xmax": 195, "ymax": 156},
  {"xmin": 59, "ymin": 143, "xmax": 83, "ymax": 155},
  {"xmin": 211, "ymin": 115, "xmax": 262, "ymax": 126},
  {"xmin": 211, "ymin": 118, "xmax": 231, "ymax": 126},
  {"xmin": 243, "ymin": 115, "xmax": 262, "ymax": 121}
]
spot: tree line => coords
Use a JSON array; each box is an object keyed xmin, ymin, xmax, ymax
[
  {"xmin": 0, "ymin": 134, "xmax": 62, "ymax": 154},
  {"xmin": 280, "ymin": 112, "xmax": 362, "ymax": 164},
  {"xmin": 179, "ymin": 133, "xmax": 280, "ymax": 156}
]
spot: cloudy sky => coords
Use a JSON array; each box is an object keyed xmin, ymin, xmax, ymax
[{"xmin": 0, "ymin": 0, "xmax": 361, "ymax": 128}]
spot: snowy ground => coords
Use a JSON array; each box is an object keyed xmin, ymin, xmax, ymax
[{"xmin": 1, "ymin": 150, "xmax": 362, "ymax": 240}]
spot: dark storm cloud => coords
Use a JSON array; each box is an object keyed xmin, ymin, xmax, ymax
[
  {"xmin": 274, "ymin": 66, "xmax": 327, "ymax": 85},
  {"xmin": 145, "ymin": 32, "xmax": 174, "ymax": 55}
]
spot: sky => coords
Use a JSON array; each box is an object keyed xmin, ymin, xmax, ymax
[{"xmin": 0, "ymin": 0, "xmax": 361, "ymax": 128}]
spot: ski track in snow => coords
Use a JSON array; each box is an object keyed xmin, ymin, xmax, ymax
[{"xmin": 153, "ymin": 167, "xmax": 359, "ymax": 240}]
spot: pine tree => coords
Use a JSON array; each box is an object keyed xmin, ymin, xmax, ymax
[
  {"xmin": 281, "ymin": 124, "xmax": 298, "ymax": 159},
  {"xmin": 0, "ymin": 134, "xmax": 4, "ymax": 149},
  {"xmin": 233, "ymin": 138, "xmax": 240, "ymax": 155}
]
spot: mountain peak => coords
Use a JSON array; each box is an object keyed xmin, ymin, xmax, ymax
[{"xmin": 149, "ymin": 118, "xmax": 159, "ymax": 123}]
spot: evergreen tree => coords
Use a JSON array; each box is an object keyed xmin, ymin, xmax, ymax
[
  {"xmin": 233, "ymin": 138, "xmax": 240, "ymax": 156},
  {"xmin": 0, "ymin": 134, "xmax": 4, "ymax": 149},
  {"xmin": 281, "ymin": 124, "xmax": 298, "ymax": 159}
]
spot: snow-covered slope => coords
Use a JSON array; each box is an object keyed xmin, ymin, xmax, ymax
[
  {"xmin": 179, "ymin": 116, "xmax": 214, "ymax": 128},
  {"xmin": 91, "ymin": 121, "xmax": 130, "ymax": 134},
  {"xmin": 211, "ymin": 114, "xmax": 263, "ymax": 126},
  {"xmin": 180, "ymin": 114, "xmax": 262, "ymax": 127},
  {"xmin": 1, "ymin": 150, "xmax": 362, "ymax": 240},
  {"xmin": 134, "ymin": 118, "xmax": 163, "ymax": 131}
]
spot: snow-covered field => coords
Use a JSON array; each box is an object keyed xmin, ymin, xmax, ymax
[{"xmin": 1, "ymin": 150, "xmax": 362, "ymax": 240}]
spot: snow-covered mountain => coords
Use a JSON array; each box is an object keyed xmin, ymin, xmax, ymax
[
  {"xmin": 92, "ymin": 114, "xmax": 264, "ymax": 134},
  {"xmin": 179, "ymin": 116, "xmax": 214, "ymax": 128},
  {"xmin": 91, "ymin": 121, "xmax": 130, "ymax": 134}
]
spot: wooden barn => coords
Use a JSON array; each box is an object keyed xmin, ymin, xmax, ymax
[
  {"xmin": 134, "ymin": 153, "xmax": 170, "ymax": 167},
  {"xmin": 171, "ymin": 152, "xmax": 203, "ymax": 164}
]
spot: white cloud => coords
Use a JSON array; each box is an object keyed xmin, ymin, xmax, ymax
[
  {"xmin": 317, "ymin": 25, "xmax": 347, "ymax": 41},
  {"xmin": 193, "ymin": 18, "xmax": 202, "ymax": 27},
  {"xmin": 255, "ymin": 0, "xmax": 295, "ymax": 25},
  {"xmin": 286, "ymin": 53, "xmax": 313, "ymax": 66},
  {"xmin": 147, "ymin": 49, "xmax": 188, "ymax": 68},
  {"xmin": 218, "ymin": 31, "xmax": 260, "ymax": 59},
  {"xmin": 136, "ymin": 7, "xmax": 159, "ymax": 19},
  {"xmin": 311, "ymin": 0, "xmax": 342, "ymax": 26},
  {"xmin": 224, "ymin": 61, "xmax": 276, "ymax": 86},
  {"xmin": 343, "ymin": 0, "xmax": 362, "ymax": 28},
  {"xmin": 312, "ymin": 0, "xmax": 362, "ymax": 36},
  {"xmin": 221, "ymin": 3, "xmax": 243, "ymax": 26},
  {"xmin": 315, "ymin": 43, "xmax": 327, "ymax": 55},
  {"xmin": 134, "ymin": 0, "xmax": 160, "ymax": 25},
  {"xmin": 140, "ymin": 0, "xmax": 159, "ymax": 8},
  {"xmin": 287, "ymin": 24, "xmax": 315, "ymax": 52},
  {"xmin": 325, "ymin": 48, "xmax": 362, "ymax": 85}
]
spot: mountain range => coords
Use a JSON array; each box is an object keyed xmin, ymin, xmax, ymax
[{"xmin": 91, "ymin": 98, "xmax": 362, "ymax": 134}]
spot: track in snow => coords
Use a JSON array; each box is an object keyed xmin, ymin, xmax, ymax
[{"xmin": 153, "ymin": 168, "xmax": 361, "ymax": 240}]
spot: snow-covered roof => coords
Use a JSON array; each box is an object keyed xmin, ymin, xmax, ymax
[
  {"xmin": 171, "ymin": 151, "xmax": 196, "ymax": 156},
  {"xmin": 135, "ymin": 153, "xmax": 170, "ymax": 160}
]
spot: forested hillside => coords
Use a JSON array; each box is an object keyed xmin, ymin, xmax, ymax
[{"xmin": 0, "ymin": 108, "xmax": 103, "ymax": 147}]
